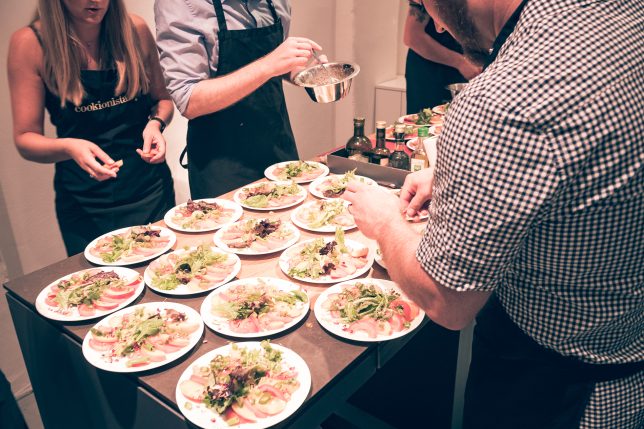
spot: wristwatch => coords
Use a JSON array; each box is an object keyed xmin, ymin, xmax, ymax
[{"xmin": 148, "ymin": 116, "xmax": 167, "ymax": 132}]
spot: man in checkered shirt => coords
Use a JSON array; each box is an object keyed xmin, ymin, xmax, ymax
[{"xmin": 343, "ymin": 0, "xmax": 643, "ymax": 427}]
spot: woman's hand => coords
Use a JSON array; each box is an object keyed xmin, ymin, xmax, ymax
[
  {"xmin": 63, "ymin": 138, "xmax": 118, "ymax": 181},
  {"xmin": 137, "ymin": 121, "xmax": 166, "ymax": 164}
]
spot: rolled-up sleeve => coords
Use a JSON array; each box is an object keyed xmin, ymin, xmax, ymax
[
  {"xmin": 416, "ymin": 96, "xmax": 560, "ymax": 292},
  {"xmin": 154, "ymin": 0, "xmax": 214, "ymax": 115}
]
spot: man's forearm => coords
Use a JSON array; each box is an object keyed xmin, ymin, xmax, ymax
[
  {"xmin": 377, "ymin": 217, "xmax": 489, "ymax": 330},
  {"xmin": 183, "ymin": 58, "xmax": 273, "ymax": 120}
]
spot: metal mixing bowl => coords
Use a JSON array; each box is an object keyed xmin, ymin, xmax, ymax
[
  {"xmin": 293, "ymin": 62, "xmax": 360, "ymax": 103},
  {"xmin": 446, "ymin": 82, "xmax": 468, "ymax": 99}
]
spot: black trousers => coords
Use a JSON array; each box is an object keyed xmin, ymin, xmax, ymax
[{"xmin": 463, "ymin": 296, "xmax": 643, "ymax": 429}]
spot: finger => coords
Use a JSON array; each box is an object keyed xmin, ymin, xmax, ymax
[
  {"xmin": 141, "ymin": 134, "xmax": 153, "ymax": 154},
  {"xmin": 87, "ymin": 144, "xmax": 114, "ymax": 166},
  {"xmin": 405, "ymin": 194, "xmax": 428, "ymax": 217},
  {"xmin": 88, "ymin": 158, "xmax": 117, "ymax": 178},
  {"xmin": 149, "ymin": 149, "xmax": 164, "ymax": 164}
]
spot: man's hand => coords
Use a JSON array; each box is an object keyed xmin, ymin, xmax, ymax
[
  {"xmin": 400, "ymin": 168, "xmax": 435, "ymax": 219},
  {"xmin": 262, "ymin": 37, "xmax": 322, "ymax": 78},
  {"xmin": 63, "ymin": 138, "xmax": 118, "ymax": 181},
  {"xmin": 341, "ymin": 181, "xmax": 402, "ymax": 240}
]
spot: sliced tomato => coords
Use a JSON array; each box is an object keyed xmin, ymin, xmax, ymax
[
  {"xmin": 180, "ymin": 379, "xmax": 206, "ymax": 403},
  {"xmin": 168, "ymin": 336, "xmax": 190, "ymax": 347},
  {"xmin": 257, "ymin": 383, "xmax": 286, "ymax": 401},
  {"xmin": 348, "ymin": 318, "xmax": 378, "ymax": 338},
  {"xmin": 389, "ymin": 313, "xmax": 406, "ymax": 332},
  {"xmin": 102, "ymin": 286, "xmax": 135, "ymax": 300},
  {"xmin": 93, "ymin": 299, "xmax": 119, "ymax": 311},
  {"xmin": 127, "ymin": 276, "xmax": 143, "ymax": 287},
  {"xmin": 154, "ymin": 343, "xmax": 182, "ymax": 354},
  {"xmin": 390, "ymin": 299, "xmax": 419, "ymax": 322},
  {"xmin": 88, "ymin": 338, "xmax": 114, "ymax": 352},
  {"xmin": 189, "ymin": 374, "xmax": 208, "ymax": 386},
  {"xmin": 231, "ymin": 402, "xmax": 258, "ymax": 422},
  {"xmin": 78, "ymin": 304, "xmax": 96, "ymax": 317},
  {"xmin": 44, "ymin": 295, "xmax": 59, "ymax": 307},
  {"xmin": 141, "ymin": 347, "xmax": 166, "ymax": 362}
]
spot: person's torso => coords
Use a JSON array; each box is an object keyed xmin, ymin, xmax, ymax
[
  {"xmin": 45, "ymin": 70, "xmax": 153, "ymax": 151},
  {"xmin": 443, "ymin": 0, "xmax": 643, "ymax": 363}
]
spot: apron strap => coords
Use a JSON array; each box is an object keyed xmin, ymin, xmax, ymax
[
  {"xmin": 179, "ymin": 146, "xmax": 189, "ymax": 169},
  {"xmin": 212, "ymin": 0, "xmax": 228, "ymax": 32},
  {"xmin": 265, "ymin": 0, "xmax": 279, "ymax": 23},
  {"xmin": 213, "ymin": 0, "xmax": 279, "ymax": 32}
]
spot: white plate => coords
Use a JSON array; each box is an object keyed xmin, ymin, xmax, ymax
[
  {"xmin": 176, "ymin": 342, "xmax": 311, "ymax": 429},
  {"xmin": 279, "ymin": 237, "xmax": 374, "ymax": 284},
  {"xmin": 84, "ymin": 226, "xmax": 176, "ymax": 266},
  {"xmin": 374, "ymin": 247, "xmax": 387, "ymax": 270},
  {"xmin": 144, "ymin": 246, "xmax": 241, "ymax": 296},
  {"xmin": 82, "ymin": 302, "xmax": 204, "ymax": 373},
  {"xmin": 35, "ymin": 267, "xmax": 144, "ymax": 322},
  {"xmin": 233, "ymin": 181, "xmax": 307, "ymax": 211},
  {"xmin": 264, "ymin": 161, "xmax": 329, "ymax": 184},
  {"xmin": 314, "ymin": 279, "xmax": 424, "ymax": 342},
  {"xmin": 432, "ymin": 103, "xmax": 449, "ymax": 115},
  {"xmin": 397, "ymin": 113, "xmax": 419, "ymax": 125},
  {"xmin": 200, "ymin": 277, "xmax": 309, "ymax": 338},
  {"xmin": 428, "ymin": 124, "xmax": 443, "ymax": 136},
  {"xmin": 290, "ymin": 200, "xmax": 356, "ymax": 233},
  {"xmin": 308, "ymin": 174, "xmax": 377, "ymax": 200},
  {"xmin": 163, "ymin": 199, "xmax": 243, "ymax": 233},
  {"xmin": 213, "ymin": 219, "xmax": 300, "ymax": 256}
]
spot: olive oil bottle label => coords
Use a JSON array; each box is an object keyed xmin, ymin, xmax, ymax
[
  {"xmin": 411, "ymin": 158, "xmax": 426, "ymax": 172},
  {"xmin": 379, "ymin": 158, "xmax": 389, "ymax": 166}
]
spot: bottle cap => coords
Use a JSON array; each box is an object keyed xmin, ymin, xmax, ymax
[
  {"xmin": 354, "ymin": 117, "xmax": 366, "ymax": 124},
  {"xmin": 417, "ymin": 126, "xmax": 429, "ymax": 137},
  {"xmin": 375, "ymin": 121, "xmax": 386, "ymax": 129},
  {"xmin": 394, "ymin": 123, "xmax": 406, "ymax": 134}
]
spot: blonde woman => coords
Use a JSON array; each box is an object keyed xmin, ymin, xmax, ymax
[{"xmin": 8, "ymin": 0, "xmax": 175, "ymax": 256}]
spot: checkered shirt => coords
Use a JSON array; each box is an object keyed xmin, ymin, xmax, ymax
[{"xmin": 416, "ymin": 0, "xmax": 643, "ymax": 426}]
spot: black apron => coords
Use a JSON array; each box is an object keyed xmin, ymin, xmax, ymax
[
  {"xmin": 32, "ymin": 26, "xmax": 175, "ymax": 256},
  {"xmin": 463, "ymin": 3, "xmax": 644, "ymax": 427},
  {"xmin": 405, "ymin": 18, "xmax": 465, "ymax": 113},
  {"xmin": 184, "ymin": 0, "xmax": 298, "ymax": 199}
]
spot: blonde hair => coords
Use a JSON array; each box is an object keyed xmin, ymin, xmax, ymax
[{"xmin": 36, "ymin": 0, "xmax": 149, "ymax": 107}]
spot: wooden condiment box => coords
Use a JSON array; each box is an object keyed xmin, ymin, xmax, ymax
[{"xmin": 326, "ymin": 148, "xmax": 410, "ymax": 188}]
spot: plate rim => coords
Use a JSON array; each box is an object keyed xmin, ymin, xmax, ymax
[
  {"xmin": 163, "ymin": 198, "xmax": 244, "ymax": 233},
  {"xmin": 34, "ymin": 267, "xmax": 144, "ymax": 322},
  {"xmin": 84, "ymin": 225, "xmax": 176, "ymax": 266},
  {"xmin": 81, "ymin": 301, "xmax": 205, "ymax": 373},
  {"xmin": 199, "ymin": 276, "xmax": 310, "ymax": 338},
  {"xmin": 144, "ymin": 245, "xmax": 241, "ymax": 296},
  {"xmin": 313, "ymin": 278, "xmax": 425, "ymax": 342}
]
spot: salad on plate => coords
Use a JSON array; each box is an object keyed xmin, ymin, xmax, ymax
[
  {"xmin": 176, "ymin": 341, "xmax": 310, "ymax": 428},
  {"xmin": 265, "ymin": 161, "xmax": 328, "ymax": 183},
  {"xmin": 83, "ymin": 302, "xmax": 203, "ymax": 372},
  {"xmin": 309, "ymin": 170, "xmax": 376, "ymax": 200},
  {"xmin": 35, "ymin": 267, "xmax": 143, "ymax": 321},
  {"xmin": 234, "ymin": 181, "xmax": 306, "ymax": 210},
  {"xmin": 85, "ymin": 226, "xmax": 175, "ymax": 265},
  {"xmin": 280, "ymin": 229, "xmax": 373, "ymax": 283},
  {"xmin": 202, "ymin": 277, "xmax": 309, "ymax": 337},
  {"xmin": 291, "ymin": 199, "xmax": 356, "ymax": 232},
  {"xmin": 315, "ymin": 280, "xmax": 424, "ymax": 342},
  {"xmin": 214, "ymin": 218, "xmax": 300, "ymax": 255},
  {"xmin": 145, "ymin": 245, "xmax": 241, "ymax": 295},
  {"xmin": 165, "ymin": 199, "xmax": 242, "ymax": 232}
]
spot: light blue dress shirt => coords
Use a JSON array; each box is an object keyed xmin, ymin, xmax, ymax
[{"xmin": 154, "ymin": 0, "xmax": 292, "ymax": 114}]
